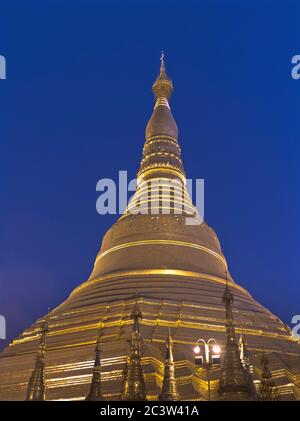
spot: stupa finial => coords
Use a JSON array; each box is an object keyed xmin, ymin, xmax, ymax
[
  {"xmin": 152, "ymin": 51, "xmax": 173, "ymax": 99},
  {"xmin": 159, "ymin": 51, "xmax": 166, "ymax": 78}
]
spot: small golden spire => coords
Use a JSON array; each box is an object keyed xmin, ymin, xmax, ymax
[
  {"xmin": 86, "ymin": 327, "xmax": 105, "ymax": 401},
  {"xmin": 223, "ymin": 270, "xmax": 233, "ymax": 326},
  {"xmin": 26, "ymin": 313, "xmax": 50, "ymax": 401},
  {"xmin": 259, "ymin": 350, "xmax": 280, "ymax": 401},
  {"xmin": 218, "ymin": 271, "xmax": 256, "ymax": 401},
  {"xmin": 158, "ymin": 329, "xmax": 179, "ymax": 401},
  {"xmin": 120, "ymin": 300, "xmax": 147, "ymax": 401}
]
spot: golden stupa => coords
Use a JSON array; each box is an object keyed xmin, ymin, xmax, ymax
[{"xmin": 0, "ymin": 57, "xmax": 299, "ymax": 401}]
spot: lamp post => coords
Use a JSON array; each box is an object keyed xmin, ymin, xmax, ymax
[{"xmin": 193, "ymin": 338, "xmax": 221, "ymax": 401}]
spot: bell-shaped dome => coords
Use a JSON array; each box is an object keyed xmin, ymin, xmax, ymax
[{"xmin": 146, "ymin": 105, "xmax": 178, "ymax": 140}]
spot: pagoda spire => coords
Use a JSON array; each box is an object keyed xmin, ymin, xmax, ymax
[
  {"xmin": 259, "ymin": 351, "xmax": 280, "ymax": 401},
  {"xmin": 86, "ymin": 327, "xmax": 105, "ymax": 401},
  {"xmin": 137, "ymin": 53, "xmax": 185, "ymax": 183},
  {"xmin": 121, "ymin": 299, "xmax": 147, "ymax": 401},
  {"xmin": 218, "ymin": 272, "xmax": 256, "ymax": 401},
  {"xmin": 158, "ymin": 330, "xmax": 179, "ymax": 401},
  {"xmin": 26, "ymin": 312, "xmax": 49, "ymax": 401},
  {"xmin": 123, "ymin": 54, "xmax": 197, "ymax": 220}
]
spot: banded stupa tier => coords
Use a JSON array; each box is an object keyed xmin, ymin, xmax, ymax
[{"xmin": 0, "ymin": 57, "xmax": 300, "ymax": 401}]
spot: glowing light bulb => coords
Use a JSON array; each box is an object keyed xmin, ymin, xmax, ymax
[
  {"xmin": 212, "ymin": 344, "xmax": 221, "ymax": 354},
  {"xmin": 193, "ymin": 345, "xmax": 200, "ymax": 354}
]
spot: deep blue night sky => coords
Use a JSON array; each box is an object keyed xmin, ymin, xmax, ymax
[{"xmin": 1, "ymin": 0, "xmax": 299, "ymax": 350}]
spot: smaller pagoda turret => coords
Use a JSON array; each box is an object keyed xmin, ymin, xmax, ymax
[
  {"xmin": 158, "ymin": 330, "xmax": 179, "ymax": 401},
  {"xmin": 259, "ymin": 351, "xmax": 280, "ymax": 401},
  {"xmin": 121, "ymin": 299, "xmax": 147, "ymax": 401},
  {"xmin": 218, "ymin": 273, "xmax": 256, "ymax": 401},
  {"xmin": 26, "ymin": 313, "xmax": 49, "ymax": 401},
  {"xmin": 86, "ymin": 327, "xmax": 105, "ymax": 401}
]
